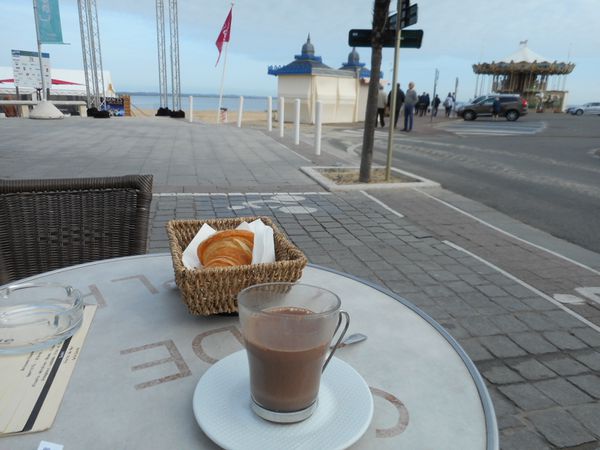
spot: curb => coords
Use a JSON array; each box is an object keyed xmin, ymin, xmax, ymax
[{"xmin": 300, "ymin": 165, "xmax": 440, "ymax": 192}]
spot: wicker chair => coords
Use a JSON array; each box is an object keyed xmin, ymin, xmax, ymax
[{"xmin": 0, "ymin": 175, "xmax": 153, "ymax": 285}]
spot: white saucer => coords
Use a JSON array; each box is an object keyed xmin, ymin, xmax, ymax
[{"xmin": 193, "ymin": 350, "xmax": 373, "ymax": 450}]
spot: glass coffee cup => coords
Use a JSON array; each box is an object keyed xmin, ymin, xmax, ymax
[{"xmin": 238, "ymin": 282, "xmax": 350, "ymax": 423}]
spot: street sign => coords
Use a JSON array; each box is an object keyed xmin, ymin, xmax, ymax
[
  {"xmin": 348, "ymin": 29, "xmax": 423, "ymax": 48},
  {"xmin": 388, "ymin": 3, "xmax": 418, "ymax": 30}
]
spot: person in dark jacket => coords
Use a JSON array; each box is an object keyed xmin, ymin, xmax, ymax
[
  {"xmin": 422, "ymin": 93, "xmax": 431, "ymax": 116},
  {"xmin": 387, "ymin": 83, "xmax": 405, "ymax": 129},
  {"xmin": 492, "ymin": 97, "xmax": 501, "ymax": 120},
  {"xmin": 417, "ymin": 93, "xmax": 426, "ymax": 116},
  {"xmin": 432, "ymin": 95, "xmax": 441, "ymax": 117}
]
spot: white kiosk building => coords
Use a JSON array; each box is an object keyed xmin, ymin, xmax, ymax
[{"xmin": 268, "ymin": 35, "xmax": 377, "ymax": 124}]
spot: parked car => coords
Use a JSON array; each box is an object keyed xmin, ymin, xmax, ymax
[
  {"xmin": 457, "ymin": 95, "xmax": 528, "ymax": 121},
  {"xmin": 566, "ymin": 103, "xmax": 600, "ymax": 115}
]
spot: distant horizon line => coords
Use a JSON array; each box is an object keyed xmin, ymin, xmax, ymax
[{"xmin": 119, "ymin": 92, "xmax": 274, "ymax": 99}]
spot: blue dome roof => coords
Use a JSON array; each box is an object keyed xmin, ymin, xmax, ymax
[{"xmin": 301, "ymin": 34, "xmax": 314, "ymax": 57}]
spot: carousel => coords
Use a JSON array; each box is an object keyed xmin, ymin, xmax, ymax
[{"xmin": 472, "ymin": 42, "xmax": 575, "ymax": 111}]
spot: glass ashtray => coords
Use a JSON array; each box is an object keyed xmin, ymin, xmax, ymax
[{"xmin": 0, "ymin": 283, "xmax": 84, "ymax": 355}]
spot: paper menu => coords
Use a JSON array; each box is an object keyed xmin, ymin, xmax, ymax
[{"xmin": 0, "ymin": 305, "xmax": 96, "ymax": 436}]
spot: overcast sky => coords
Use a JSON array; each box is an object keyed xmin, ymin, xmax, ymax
[{"xmin": 1, "ymin": 0, "xmax": 599, "ymax": 104}]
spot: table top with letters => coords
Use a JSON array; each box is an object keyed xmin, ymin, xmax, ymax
[{"xmin": 1, "ymin": 253, "xmax": 498, "ymax": 450}]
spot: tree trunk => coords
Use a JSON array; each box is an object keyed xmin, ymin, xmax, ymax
[{"xmin": 359, "ymin": 0, "xmax": 391, "ymax": 183}]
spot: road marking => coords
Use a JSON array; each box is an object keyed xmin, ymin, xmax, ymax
[
  {"xmin": 273, "ymin": 140, "xmax": 313, "ymax": 162},
  {"xmin": 360, "ymin": 190, "xmax": 405, "ymax": 218},
  {"xmin": 152, "ymin": 192, "xmax": 331, "ymax": 197},
  {"xmin": 453, "ymin": 130, "xmax": 540, "ymax": 136},
  {"xmin": 414, "ymin": 187, "xmax": 600, "ymax": 277},
  {"xmin": 554, "ymin": 294, "xmax": 586, "ymax": 305},
  {"xmin": 444, "ymin": 240, "xmax": 600, "ymax": 333},
  {"xmin": 439, "ymin": 121, "xmax": 546, "ymax": 136},
  {"xmin": 576, "ymin": 287, "xmax": 600, "ymax": 306},
  {"xmin": 229, "ymin": 194, "xmax": 318, "ymax": 214}
]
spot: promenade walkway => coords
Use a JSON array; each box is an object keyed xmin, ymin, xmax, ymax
[{"xmin": 1, "ymin": 116, "xmax": 598, "ymax": 449}]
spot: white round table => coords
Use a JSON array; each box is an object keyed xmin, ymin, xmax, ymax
[{"xmin": 0, "ymin": 254, "xmax": 498, "ymax": 450}]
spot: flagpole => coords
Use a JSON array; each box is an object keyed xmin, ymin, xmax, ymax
[
  {"xmin": 32, "ymin": 0, "xmax": 47, "ymax": 101},
  {"xmin": 217, "ymin": 40, "xmax": 229, "ymax": 123},
  {"xmin": 217, "ymin": 2, "xmax": 234, "ymax": 124}
]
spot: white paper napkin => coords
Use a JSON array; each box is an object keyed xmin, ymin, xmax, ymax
[{"xmin": 182, "ymin": 219, "xmax": 275, "ymax": 270}]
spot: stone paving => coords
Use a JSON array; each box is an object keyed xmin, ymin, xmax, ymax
[
  {"xmin": 0, "ymin": 118, "xmax": 319, "ymax": 192},
  {"xmin": 372, "ymin": 189, "xmax": 600, "ymax": 327},
  {"xmin": 1, "ymin": 117, "xmax": 599, "ymax": 448},
  {"xmin": 148, "ymin": 191, "xmax": 600, "ymax": 450}
]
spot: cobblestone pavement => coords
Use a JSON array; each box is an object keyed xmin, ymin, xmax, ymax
[
  {"xmin": 148, "ymin": 191, "xmax": 600, "ymax": 450},
  {"xmin": 0, "ymin": 118, "xmax": 319, "ymax": 192},
  {"xmin": 2, "ymin": 117, "xmax": 598, "ymax": 448},
  {"xmin": 372, "ymin": 188, "xmax": 600, "ymax": 327}
]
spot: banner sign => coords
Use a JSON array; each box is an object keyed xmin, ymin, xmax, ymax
[
  {"xmin": 36, "ymin": 0, "xmax": 64, "ymax": 44},
  {"xmin": 105, "ymin": 97, "xmax": 125, "ymax": 117},
  {"xmin": 11, "ymin": 50, "xmax": 51, "ymax": 89}
]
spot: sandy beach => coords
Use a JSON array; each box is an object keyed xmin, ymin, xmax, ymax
[{"xmin": 130, "ymin": 107, "xmax": 270, "ymax": 124}]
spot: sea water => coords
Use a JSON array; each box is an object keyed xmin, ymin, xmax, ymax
[{"xmin": 130, "ymin": 94, "xmax": 278, "ymax": 112}]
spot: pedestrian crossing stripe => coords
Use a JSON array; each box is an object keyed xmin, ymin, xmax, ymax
[
  {"xmin": 440, "ymin": 121, "xmax": 546, "ymax": 136},
  {"xmin": 447, "ymin": 129, "xmax": 542, "ymax": 136}
]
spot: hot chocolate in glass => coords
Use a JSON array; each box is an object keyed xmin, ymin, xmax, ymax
[{"xmin": 238, "ymin": 283, "xmax": 349, "ymax": 423}]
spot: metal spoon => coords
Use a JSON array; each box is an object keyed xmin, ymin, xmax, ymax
[{"xmin": 331, "ymin": 333, "xmax": 367, "ymax": 349}]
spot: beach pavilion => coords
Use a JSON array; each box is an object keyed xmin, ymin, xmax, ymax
[
  {"xmin": 472, "ymin": 42, "xmax": 575, "ymax": 111},
  {"xmin": 268, "ymin": 35, "xmax": 377, "ymax": 124}
]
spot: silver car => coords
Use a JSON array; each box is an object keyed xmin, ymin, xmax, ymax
[{"xmin": 568, "ymin": 102, "xmax": 600, "ymax": 115}]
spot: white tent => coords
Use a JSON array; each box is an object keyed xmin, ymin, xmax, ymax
[{"xmin": 0, "ymin": 66, "xmax": 116, "ymax": 97}]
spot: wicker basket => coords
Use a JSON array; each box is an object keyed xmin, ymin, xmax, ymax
[{"xmin": 166, "ymin": 217, "xmax": 308, "ymax": 315}]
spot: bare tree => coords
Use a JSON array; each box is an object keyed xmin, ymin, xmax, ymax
[{"xmin": 359, "ymin": 0, "xmax": 391, "ymax": 183}]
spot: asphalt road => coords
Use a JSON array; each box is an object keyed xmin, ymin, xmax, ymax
[{"xmin": 332, "ymin": 113, "xmax": 600, "ymax": 254}]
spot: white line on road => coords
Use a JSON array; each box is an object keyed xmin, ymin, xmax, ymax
[
  {"xmin": 415, "ymin": 188, "xmax": 600, "ymax": 276},
  {"xmin": 453, "ymin": 131, "xmax": 539, "ymax": 136},
  {"xmin": 444, "ymin": 240, "xmax": 600, "ymax": 333},
  {"xmin": 152, "ymin": 192, "xmax": 331, "ymax": 197},
  {"xmin": 360, "ymin": 190, "xmax": 405, "ymax": 218},
  {"xmin": 274, "ymin": 141, "xmax": 313, "ymax": 162}
]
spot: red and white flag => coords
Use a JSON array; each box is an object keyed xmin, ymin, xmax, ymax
[{"xmin": 215, "ymin": 7, "xmax": 233, "ymax": 66}]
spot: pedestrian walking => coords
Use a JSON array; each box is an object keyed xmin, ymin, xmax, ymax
[
  {"xmin": 418, "ymin": 93, "xmax": 427, "ymax": 117},
  {"xmin": 492, "ymin": 96, "xmax": 501, "ymax": 120},
  {"xmin": 377, "ymin": 84, "xmax": 387, "ymax": 128},
  {"xmin": 387, "ymin": 83, "xmax": 405, "ymax": 129},
  {"xmin": 432, "ymin": 94, "xmax": 441, "ymax": 117},
  {"xmin": 423, "ymin": 92, "xmax": 431, "ymax": 116},
  {"xmin": 443, "ymin": 93, "xmax": 453, "ymax": 117},
  {"xmin": 402, "ymin": 82, "xmax": 417, "ymax": 132}
]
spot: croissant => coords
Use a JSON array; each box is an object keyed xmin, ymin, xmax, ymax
[{"xmin": 197, "ymin": 229, "xmax": 254, "ymax": 268}]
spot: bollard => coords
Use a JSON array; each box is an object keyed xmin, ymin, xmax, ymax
[
  {"xmin": 294, "ymin": 99, "xmax": 300, "ymax": 145},
  {"xmin": 220, "ymin": 107, "xmax": 228, "ymax": 123},
  {"xmin": 279, "ymin": 96, "xmax": 285, "ymax": 138},
  {"xmin": 314, "ymin": 101, "xmax": 322, "ymax": 156},
  {"xmin": 267, "ymin": 96, "xmax": 272, "ymax": 132},
  {"xmin": 189, "ymin": 96, "xmax": 193, "ymax": 123},
  {"xmin": 237, "ymin": 96, "xmax": 244, "ymax": 128}
]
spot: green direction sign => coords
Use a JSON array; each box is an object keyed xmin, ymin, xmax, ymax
[
  {"xmin": 388, "ymin": 4, "xmax": 418, "ymax": 30},
  {"xmin": 348, "ymin": 29, "xmax": 423, "ymax": 48}
]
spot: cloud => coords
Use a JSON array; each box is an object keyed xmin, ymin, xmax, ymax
[{"xmin": 1, "ymin": 0, "xmax": 597, "ymax": 102}]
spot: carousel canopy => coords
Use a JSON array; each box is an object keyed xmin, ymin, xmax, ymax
[
  {"xmin": 473, "ymin": 43, "xmax": 575, "ymax": 75},
  {"xmin": 500, "ymin": 45, "xmax": 548, "ymax": 63}
]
